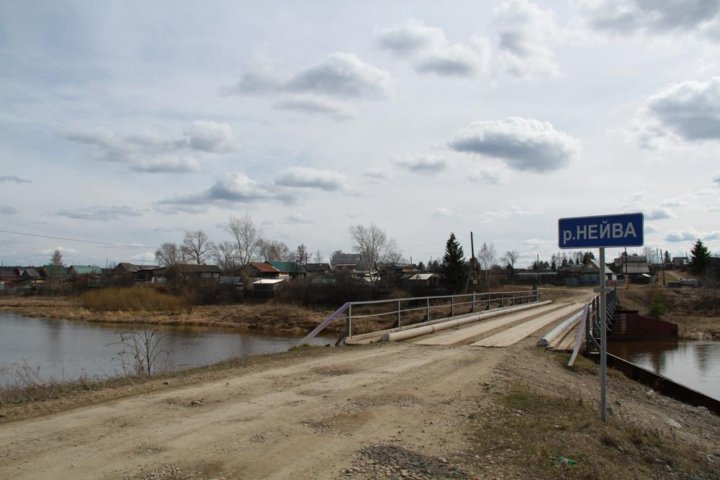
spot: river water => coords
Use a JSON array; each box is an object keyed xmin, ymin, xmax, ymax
[
  {"xmin": 0, "ymin": 313, "xmax": 328, "ymax": 385},
  {"xmin": 608, "ymin": 340, "xmax": 720, "ymax": 401}
]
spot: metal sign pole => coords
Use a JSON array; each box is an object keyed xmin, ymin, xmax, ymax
[{"xmin": 599, "ymin": 247, "xmax": 607, "ymax": 422}]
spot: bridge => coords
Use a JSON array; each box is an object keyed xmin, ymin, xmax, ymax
[{"xmin": 303, "ymin": 288, "xmax": 600, "ymax": 358}]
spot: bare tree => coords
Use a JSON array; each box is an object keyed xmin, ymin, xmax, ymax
[
  {"xmin": 227, "ymin": 214, "xmax": 261, "ymax": 266},
  {"xmin": 501, "ymin": 250, "xmax": 519, "ymax": 271},
  {"xmin": 349, "ymin": 224, "xmax": 401, "ymax": 270},
  {"xmin": 296, "ymin": 244, "xmax": 308, "ymax": 265},
  {"xmin": 51, "ymin": 249, "xmax": 64, "ymax": 266},
  {"xmin": 478, "ymin": 242, "xmax": 497, "ymax": 289},
  {"xmin": 181, "ymin": 230, "xmax": 214, "ymax": 265},
  {"xmin": 315, "ymin": 249, "xmax": 323, "ymax": 263},
  {"xmin": 384, "ymin": 239, "xmax": 403, "ymax": 264},
  {"xmin": 258, "ymin": 239, "xmax": 293, "ymax": 262},
  {"xmin": 116, "ymin": 329, "xmax": 168, "ymax": 376},
  {"xmin": 212, "ymin": 241, "xmax": 239, "ymax": 273},
  {"xmin": 155, "ymin": 242, "xmax": 184, "ymax": 267}
]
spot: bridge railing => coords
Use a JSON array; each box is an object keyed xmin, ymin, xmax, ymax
[{"xmin": 302, "ymin": 288, "xmax": 539, "ymax": 344}]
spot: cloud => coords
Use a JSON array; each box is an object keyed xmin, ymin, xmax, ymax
[
  {"xmin": 376, "ymin": 19, "xmax": 491, "ymax": 77},
  {"xmin": 575, "ymin": 0, "xmax": 720, "ymax": 38},
  {"xmin": 714, "ymin": 174, "xmax": 720, "ymax": 186},
  {"xmin": 644, "ymin": 207, "xmax": 676, "ymax": 220},
  {"xmin": 468, "ymin": 167, "xmax": 502, "ymax": 185},
  {"xmin": 395, "ymin": 155, "xmax": 448, "ymax": 174},
  {"xmin": 494, "ymin": 0, "xmax": 562, "ymax": 79},
  {"xmin": 363, "ymin": 168, "xmax": 392, "ymax": 181},
  {"xmin": 432, "ymin": 208, "xmax": 454, "ymax": 217},
  {"xmin": 375, "ymin": 18, "xmax": 446, "ymax": 56},
  {"xmin": 65, "ymin": 121, "xmax": 239, "ymax": 173},
  {"xmin": 273, "ymin": 96, "xmax": 353, "ymax": 119},
  {"xmin": 449, "ymin": 117, "xmax": 580, "ymax": 172},
  {"xmin": 0, "ymin": 205, "xmax": 17, "ymax": 215},
  {"xmin": 286, "ymin": 213, "xmax": 313, "ymax": 224},
  {"xmin": 665, "ymin": 228, "xmax": 720, "ymax": 242},
  {"xmin": 275, "ymin": 167, "xmax": 348, "ymax": 191},
  {"xmin": 641, "ymin": 77, "xmax": 720, "ymax": 143},
  {"xmin": 233, "ymin": 53, "xmax": 392, "ymax": 100},
  {"xmin": 40, "ymin": 246, "xmax": 79, "ymax": 256},
  {"xmin": 644, "ymin": 224, "xmax": 658, "ymax": 234},
  {"xmin": 0, "ymin": 176, "xmax": 32, "ymax": 184},
  {"xmin": 183, "ymin": 121, "xmax": 240, "ymax": 153},
  {"xmin": 161, "ymin": 172, "xmax": 287, "ymax": 208},
  {"xmin": 56, "ymin": 205, "xmax": 145, "ymax": 221}
]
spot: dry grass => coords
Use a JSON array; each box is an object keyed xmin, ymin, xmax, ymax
[{"xmin": 76, "ymin": 286, "xmax": 183, "ymax": 313}]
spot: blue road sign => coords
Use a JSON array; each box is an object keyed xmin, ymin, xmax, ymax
[{"xmin": 558, "ymin": 213, "xmax": 644, "ymax": 249}]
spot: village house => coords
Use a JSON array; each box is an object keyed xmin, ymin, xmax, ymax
[
  {"xmin": 613, "ymin": 254, "xmax": 652, "ymax": 283},
  {"xmin": 112, "ymin": 263, "xmax": 163, "ymax": 283},
  {"xmin": 266, "ymin": 261, "xmax": 306, "ymax": 279}
]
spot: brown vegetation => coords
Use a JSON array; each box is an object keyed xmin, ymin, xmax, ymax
[
  {"xmin": 618, "ymin": 285, "xmax": 720, "ymax": 340},
  {"xmin": 76, "ymin": 286, "xmax": 183, "ymax": 313}
]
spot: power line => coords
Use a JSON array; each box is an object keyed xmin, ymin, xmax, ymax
[{"xmin": 0, "ymin": 229, "xmax": 149, "ymax": 249}]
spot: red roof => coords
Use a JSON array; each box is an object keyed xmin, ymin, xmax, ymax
[{"xmin": 250, "ymin": 262, "xmax": 280, "ymax": 274}]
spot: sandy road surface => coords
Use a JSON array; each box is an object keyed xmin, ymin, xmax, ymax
[{"xmin": 0, "ymin": 343, "xmax": 504, "ymax": 480}]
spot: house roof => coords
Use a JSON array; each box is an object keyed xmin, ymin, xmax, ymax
[
  {"xmin": 19, "ymin": 268, "xmax": 43, "ymax": 278},
  {"xmin": 331, "ymin": 253, "xmax": 362, "ymax": 266},
  {"xmin": 305, "ymin": 263, "xmax": 331, "ymax": 273},
  {"xmin": 266, "ymin": 261, "xmax": 305, "ymax": 274},
  {"xmin": 174, "ymin": 264, "xmax": 222, "ymax": 274},
  {"xmin": 408, "ymin": 273, "xmax": 437, "ymax": 281},
  {"xmin": 249, "ymin": 262, "xmax": 280, "ymax": 274},
  {"xmin": 0, "ymin": 267, "xmax": 20, "ymax": 280},
  {"xmin": 253, "ymin": 278, "xmax": 286, "ymax": 285},
  {"xmin": 69, "ymin": 265, "xmax": 102, "ymax": 275},
  {"xmin": 114, "ymin": 262, "xmax": 161, "ymax": 273}
]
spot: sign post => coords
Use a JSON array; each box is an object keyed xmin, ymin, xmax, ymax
[{"xmin": 558, "ymin": 212, "xmax": 643, "ymax": 421}]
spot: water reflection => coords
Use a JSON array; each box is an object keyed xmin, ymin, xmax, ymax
[
  {"xmin": 0, "ymin": 312, "xmax": 328, "ymax": 384},
  {"xmin": 608, "ymin": 340, "xmax": 720, "ymax": 401}
]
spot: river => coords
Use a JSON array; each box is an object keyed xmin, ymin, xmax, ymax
[
  {"xmin": 608, "ymin": 340, "xmax": 720, "ymax": 401},
  {"xmin": 0, "ymin": 312, "xmax": 328, "ymax": 385}
]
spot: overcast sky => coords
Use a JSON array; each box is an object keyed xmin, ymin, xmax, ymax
[{"xmin": 1, "ymin": 0, "xmax": 719, "ymax": 268}]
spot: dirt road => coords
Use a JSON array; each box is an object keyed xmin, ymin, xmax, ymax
[{"xmin": 0, "ymin": 343, "xmax": 504, "ymax": 479}]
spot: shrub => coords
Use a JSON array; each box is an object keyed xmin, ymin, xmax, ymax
[
  {"xmin": 77, "ymin": 286, "xmax": 183, "ymax": 313},
  {"xmin": 648, "ymin": 291, "xmax": 666, "ymax": 318}
]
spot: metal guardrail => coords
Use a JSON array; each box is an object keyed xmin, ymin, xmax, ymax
[{"xmin": 302, "ymin": 288, "xmax": 539, "ymax": 344}]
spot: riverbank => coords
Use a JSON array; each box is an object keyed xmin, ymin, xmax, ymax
[
  {"xmin": 0, "ymin": 296, "xmax": 335, "ymax": 336},
  {"xmin": 1, "ymin": 338, "xmax": 718, "ymax": 479}
]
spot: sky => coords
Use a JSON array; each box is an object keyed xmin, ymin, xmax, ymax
[{"xmin": 1, "ymin": 0, "xmax": 719, "ymax": 269}]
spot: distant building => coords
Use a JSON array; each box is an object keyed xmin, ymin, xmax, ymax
[
  {"xmin": 266, "ymin": 261, "xmax": 306, "ymax": 279},
  {"xmin": 330, "ymin": 253, "xmax": 363, "ymax": 273}
]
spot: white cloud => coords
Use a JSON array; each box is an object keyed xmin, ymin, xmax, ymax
[
  {"xmin": 494, "ymin": 0, "xmax": 562, "ymax": 79},
  {"xmin": 233, "ymin": 53, "xmax": 392, "ymax": 100},
  {"xmin": 161, "ymin": 172, "xmax": 286, "ymax": 208},
  {"xmin": 415, "ymin": 40, "xmax": 491, "ymax": 77},
  {"xmin": 375, "ymin": 18, "xmax": 447, "ymax": 56},
  {"xmin": 376, "ymin": 19, "xmax": 491, "ymax": 77},
  {"xmin": 40, "ymin": 246, "xmax": 80, "ymax": 256},
  {"xmin": 645, "ymin": 224, "xmax": 658, "ymax": 234},
  {"xmin": 286, "ymin": 213, "xmax": 313, "ymax": 224},
  {"xmin": 0, "ymin": 176, "xmax": 32, "ymax": 184},
  {"xmin": 273, "ymin": 96, "xmax": 353, "ymax": 119},
  {"xmin": 363, "ymin": 168, "xmax": 392, "ymax": 181},
  {"xmin": 449, "ymin": 117, "xmax": 580, "ymax": 172},
  {"xmin": 433, "ymin": 208, "xmax": 453, "ymax": 217},
  {"xmin": 0, "ymin": 205, "xmax": 17, "ymax": 215},
  {"xmin": 375, "ymin": 19, "xmax": 491, "ymax": 77},
  {"xmin": 56, "ymin": 205, "xmax": 145, "ymax": 221},
  {"xmin": 468, "ymin": 167, "xmax": 502, "ymax": 185},
  {"xmin": 395, "ymin": 155, "xmax": 448, "ymax": 174},
  {"xmin": 286, "ymin": 53, "xmax": 392, "ymax": 98},
  {"xmin": 183, "ymin": 121, "xmax": 240, "ymax": 153},
  {"xmin": 714, "ymin": 174, "xmax": 720, "ymax": 186},
  {"xmin": 641, "ymin": 77, "xmax": 720, "ymax": 143},
  {"xmin": 275, "ymin": 167, "xmax": 348, "ymax": 191},
  {"xmin": 575, "ymin": 0, "xmax": 720, "ymax": 38},
  {"xmin": 66, "ymin": 121, "xmax": 239, "ymax": 173},
  {"xmin": 665, "ymin": 228, "xmax": 720, "ymax": 242},
  {"xmin": 644, "ymin": 207, "xmax": 676, "ymax": 220}
]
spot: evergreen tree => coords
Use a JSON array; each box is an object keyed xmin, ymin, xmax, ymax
[
  {"xmin": 690, "ymin": 239, "xmax": 711, "ymax": 275},
  {"xmin": 442, "ymin": 233, "xmax": 466, "ymax": 293},
  {"xmin": 663, "ymin": 250, "xmax": 672, "ymax": 264}
]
